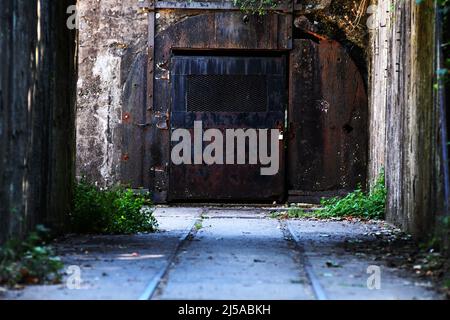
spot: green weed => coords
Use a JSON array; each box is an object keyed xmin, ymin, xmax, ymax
[
  {"xmin": 274, "ymin": 171, "xmax": 387, "ymax": 220},
  {"xmin": 195, "ymin": 221, "xmax": 203, "ymax": 231},
  {"xmin": 318, "ymin": 171, "xmax": 386, "ymax": 219},
  {"xmin": 0, "ymin": 225, "xmax": 63, "ymax": 286},
  {"xmin": 271, "ymin": 207, "xmax": 310, "ymax": 219},
  {"xmin": 71, "ymin": 181, "xmax": 158, "ymax": 234}
]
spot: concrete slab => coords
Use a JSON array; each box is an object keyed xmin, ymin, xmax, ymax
[
  {"xmin": 155, "ymin": 218, "xmax": 315, "ymax": 300},
  {"xmin": 1, "ymin": 208, "xmax": 443, "ymax": 300},
  {"xmin": 287, "ymin": 219, "xmax": 440, "ymax": 300},
  {"xmin": 2, "ymin": 208, "xmax": 200, "ymax": 300}
]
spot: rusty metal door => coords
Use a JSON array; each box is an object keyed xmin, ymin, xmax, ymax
[
  {"xmin": 287, "ymin": 39, "xmax": 368, "ymax": 203},
  {"xmin": 169, "ymin": 55, "xmax": 286, "ymax": 202}
]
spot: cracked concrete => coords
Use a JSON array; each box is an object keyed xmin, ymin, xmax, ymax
[{"xmin": 1, "ymin": 207, "xmax": 443, "ymax": 300}]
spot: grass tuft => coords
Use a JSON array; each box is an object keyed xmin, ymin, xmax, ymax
[
  {"xmin": 271, "ymin": 171, "xmax": 386, "ymax": 220},
  {"xmin": 318, "ymin": 170, "xmax": 386, "ymax": 220},
  {"xmin": 71, "ymin": 180, "xmax": 158, "ymax": 234}
]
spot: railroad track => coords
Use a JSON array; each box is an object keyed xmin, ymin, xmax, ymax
[
  {"xmin": 139, "ymin": 211, "xmax": 327, "ymax": 300},
  {"xmin": 138, "ymin": 217, "xmax": 201, "ymax": 300},
  {"xmin": 281, "ymin": 220, "xmax": 328, "ymax": 300}
]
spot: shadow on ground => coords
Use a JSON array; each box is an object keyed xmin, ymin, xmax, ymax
[{"xmin": 1, "ymin": 207, "xmax": 446, "ymax": 300}]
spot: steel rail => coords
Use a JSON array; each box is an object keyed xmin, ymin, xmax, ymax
[
  {"xmin": 282, "ymin": 220, "xmax": 328, "ymax": 300},
  {"xmin": 138, "ymin": 218, "xmax": 200, "ymax": 300}
]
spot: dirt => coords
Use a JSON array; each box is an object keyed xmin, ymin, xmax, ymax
[{"xmin": 338, "ymin": 220, "xmax": 450, "ymax": 299}]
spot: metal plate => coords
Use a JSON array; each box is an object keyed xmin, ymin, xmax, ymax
[
  {"xmin": 287, "ymin": 39, "xmax": 368, "ymax": 201},
  {"xmin": 187, "ymin": 75, "xmax": 268, "ymax": 113},
  {"xmin": 169, "ymin": 55, "xmax": 287, "ymax": 202}
]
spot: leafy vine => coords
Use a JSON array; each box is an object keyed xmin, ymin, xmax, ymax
[{"xmin": 233, "ymin": 0, "xmax": 279, "ymax": 15}]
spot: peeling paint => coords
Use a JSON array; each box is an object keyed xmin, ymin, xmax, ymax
[{"xmin": 76, "ymin": 0, "xmax": 147, "ymax": 186}]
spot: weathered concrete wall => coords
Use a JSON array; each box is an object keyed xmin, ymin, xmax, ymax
[
  {"xmin": 77, "ymin": 1, "xmax": 204, "ymax": 188},
  {"xmin": 76, "ymin": 0, "xmax": 147, "ymax": 185},
  {"xmin": 0, "ymin": 0, "xmax": 77, "ymax": 243},
  {"xmin": 368, "ymin": 0, "xmax": 445, "ymax": 238}
]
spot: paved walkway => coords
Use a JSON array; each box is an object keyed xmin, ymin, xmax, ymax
[{"xmin": 1, "ymin": 207, "xmax": 441, "ymax": 300}]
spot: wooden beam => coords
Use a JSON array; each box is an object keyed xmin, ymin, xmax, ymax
[
  {"xmin": 138, "ymin": 0, "xmax": 292, "ymax": 12},
  {"xmin": 144, "ymin": 0, "xmax": 156, "ymax": 191}
]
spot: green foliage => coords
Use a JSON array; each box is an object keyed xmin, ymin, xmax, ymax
[
  {"xmin": 269, "ymin": 211, "xmax": 281, "ymax": 218},
  {"xmin": 71, "ymin": 181, "xmax": 158, "ymax": 234},
  {"xmin": 444, "ymin": 278, "xmax": 450, "ymax": 289},
  {"xmin": 287, "ymin": 207, "xmax": 306, "ymax": 218},
  {"xmin": 270, "ymin": 172, "xmax": 386, "ymax": 220},
  {"xmin": 0, "ymin": 225, "xmax": 63, "ymax": 286},
  {"xmin": 233, "ymin": 0, "xmax": 278, "ymax": 15},
  {"xmin": 270, "ymin": 207, "xmax": 308, "ymax": 219},
  {"xmin": 318, "ymin": 171, "xmax": 386, "ymax": 219},
  {"xmin": 195, "ymin": 221, "xmax": 203, "ymax": 231}
]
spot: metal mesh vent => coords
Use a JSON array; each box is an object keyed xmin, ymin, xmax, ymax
[{"xmin": 186, "ymin": 75, "xmax": 268, "ymax": 112}]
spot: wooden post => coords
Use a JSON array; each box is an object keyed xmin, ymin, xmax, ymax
[{"xmin": 0, "ymin": 0, "xmax": 77, "ymax": 243}]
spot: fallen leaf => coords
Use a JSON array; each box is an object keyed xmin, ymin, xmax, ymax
[{"xmin": 25, "ymin": 277, "xmax": 40, "ymax": 285}]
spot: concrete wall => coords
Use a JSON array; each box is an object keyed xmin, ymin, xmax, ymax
[{"xmin": 76, "ymin": 0, "xmax": 147, "ymax": 185}]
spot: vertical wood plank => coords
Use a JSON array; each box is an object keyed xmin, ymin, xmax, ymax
[{"xmin": 0, "ymin": 0, "xmax": 77, "ymax": 243}]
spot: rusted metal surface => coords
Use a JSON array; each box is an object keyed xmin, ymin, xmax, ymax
[
  {"xmin": 156, "ymin": 12, "xmax": 292, "ymax": 56},
  {"xmin": 147, "ymin": 12, "xmax": 292, "ymax": 202},
  {"xmin": 121, "ymin": 53, "xmax": 147, "ymax": 187},
  {"xmin": 139, "ymin": 0, "xmax": 291, "ymax": 12},
  {"xmin": 287, "ymin": 39, "xmax": 367, "ymax": 202},
  {"xmin": 138, "ymin": 0, "xmax": 327, "ymax": 13},
  {"xmin": 142, "ymin": 8, "xmax": 366, "ymax": 203},
  {"xmin": 144, "ymin": 0, "xmax": 162, "ymax": 199},
  {"xmin": 168, "ymin": 55, "xmax": 286, "ymax": 202}
]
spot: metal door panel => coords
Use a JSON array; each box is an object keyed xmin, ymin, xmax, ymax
[{"xmin": 169, "ymin": 55, "xmax": 286, "ymax": 202}]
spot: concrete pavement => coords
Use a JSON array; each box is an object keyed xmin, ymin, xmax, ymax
[{"xmin": 1, "ymin": 207, "xmax": 442, "ymax": 300}]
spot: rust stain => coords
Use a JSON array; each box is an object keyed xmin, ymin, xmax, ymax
[{"xmin": 122, "ymin": 112, "xmax": 131, "ymax": 123}]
